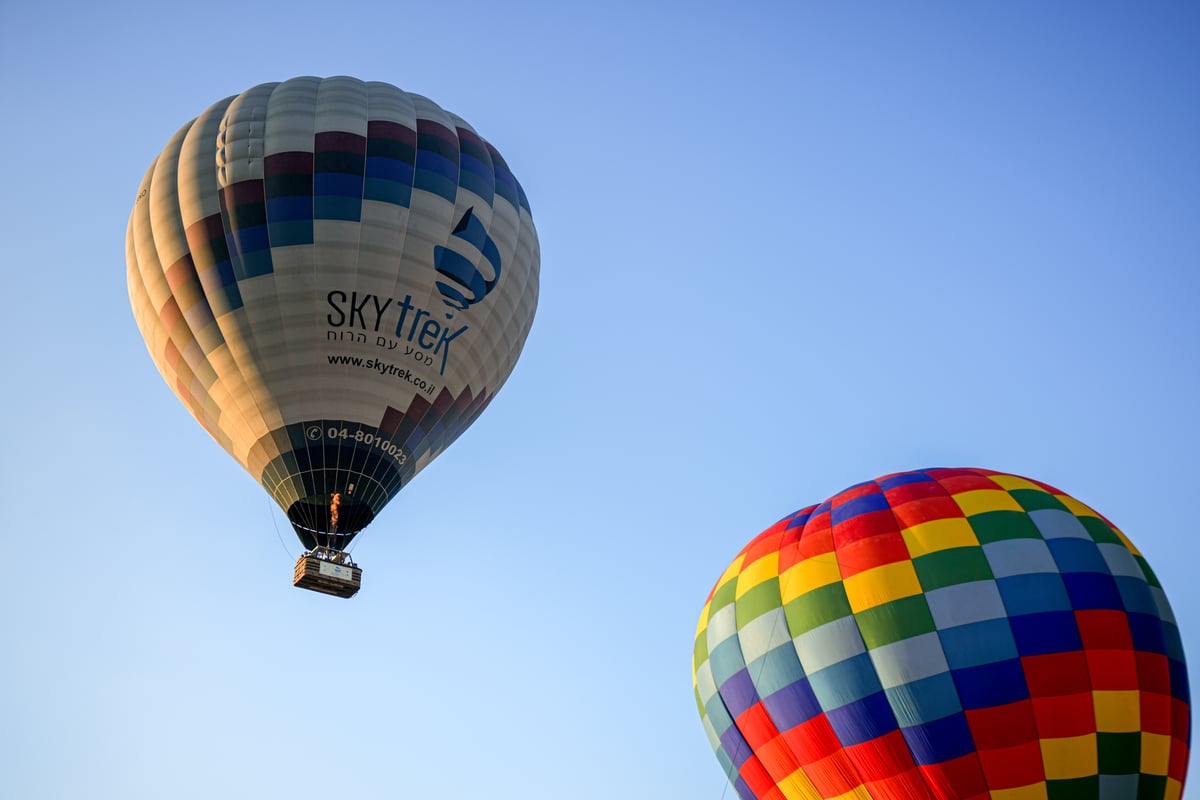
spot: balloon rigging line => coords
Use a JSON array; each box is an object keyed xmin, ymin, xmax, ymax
[{"xmin": 269, "ymin": 498, "xmax": 296, "ymax": 562}]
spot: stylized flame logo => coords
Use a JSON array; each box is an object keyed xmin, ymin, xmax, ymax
[{"xmin": 433, "ymin": 207, "xmax": 502, "ymax": 319}]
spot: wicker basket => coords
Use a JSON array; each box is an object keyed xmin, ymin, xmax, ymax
[{"xmin": 293, "ymin": 553, "xmax": 363, "ymax": 598}]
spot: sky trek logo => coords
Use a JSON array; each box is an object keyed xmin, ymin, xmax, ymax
[
  {"xmin": 325, "ymin": 207, "xmax": 503, "ymax": 377},
  {"xmin": 433, "ymin": 207, "xmax": 502, "ymax": 316}
]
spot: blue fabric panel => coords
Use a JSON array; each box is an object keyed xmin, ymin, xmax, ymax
[
  {"xmin": 492, "ymin": 167, "xmax": 520, "ymax": 209},
  {"xmin": 953, "ymin": 658, "xmax": 1029, "ymax": 709},
  {"xmin": 878, "ymin": 471, "xmax": 935, "ymax": 490},
  {"xmin": 807, "ymin": 652, "xmax": 884, "ymax": 708},
  {"xmin": 708, "ymin": 636, "xmax": 747, "ymax": 686},
  {"xmin": 885, "ymin": 671, "xmax": 963, "ymax": 727},
  {"xmin": 784, "ymin": 508, "xmax": 815, "ymax": 531},
  {"xmin": 717, "ymin": 721, "xmax": 753, "ymax": 768},
  {"xmin": 1162, "ymin": 621, "xmax": 1188, "ymax": 663},
  {"xmin": 1062, "ymin": 571, "xmax": 1123, "ymax": 610},
  {"xmin": 238, "ymin": 249, "xmax": 274, "ymax": 279},
  {"xmin": 458, "ymin": 155, "xmax": 494, "ymax": 202},
  {"xmin": 365, "ymin": 156, "xmax": 415, "ymax": 184},
  {"xmin": 517, "ymin": 181, "xmax": 530, "ymax": 213},
  {"xmin": 825, "ymin": 690, "xmax": 897, "ymax": 746},
  {"xmin": 831, "ymin": 491, "xmax": 890, "ymax": 524},
  {"xmin": 903, "ymin": 712, "xmax": 976, "ymax": 765},
  {"xmin": 939, "ymin": 618, "xmax": 1018, "ymax": 669},
  {"xmin": 718, "ymin": 668, "xmax": 760, "ymax": 719},
  {"xmin": 733, "ymin": 776, "xmax": 756, "ymax": 800},
  {"xmin": 704, "ymin": 693, "xmax": 735, "ymax": 734},
  {"xmin": 762, "ymin": 676, "xmax": 822, "ymax": 731},
  {"xmin": 315, "ymin": 172, "xmax": 365, "ymax": 198},
  {"xmin": 997, "ymin": 572, "xmax": 1072, "ymax": 615},
  {"xmin": 1114, "ymin": 575, "xmax": 1159, "ymax": 615},
  {"xmin": 314, "ymin": 196, "xmax": 362, "ymax": 222},
  {"xmin": 415, "ymin": 151, "xmax": 458, "ymax": 201},
  {"xmin": 747, "ymin": 646, "xmax": 806, "ymax": 699},
  {"xmin": 1168, "ymin": 658, "xmax": 1190, "ymax": 702},
  {"xmin": 1029, "ymin": 508, "xmax": 1091, "ymax": 540},
  {"xmin": 268, "ymin": 220, "xmax": 314, "ymax": 247},
  {"xmin": 200, "ymin": 262, "xmax": 242, "ymax": 315},
  {"xmin": 1010, "ymin": 610, "xmax": 1082, "ymax": 656},
  {"xmin": 1047, "ymin": 537, "xmax": 1110, "ymax": 574},
  {"xmin": 363, "ymin": 178, "xmax": 412, "ymax": 207},
  {"xmin": 267, "ymin": 195, "xmax": 314, "ymax": 222},
  {"xmin": 983, "ymin": 537, "xmax": 1059, "ymax": 578},
  {"xmin": 229, "ymin": 224, "xmax": 270, "ymax": 256},
  {"xmin": 1127, "ymin": 612, "xmax": 1168, "ymax": 654}
]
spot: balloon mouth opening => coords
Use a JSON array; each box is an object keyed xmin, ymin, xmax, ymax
[{"xmin": 287, "ymin": 497, "xmax": 375, "ymax": 551}]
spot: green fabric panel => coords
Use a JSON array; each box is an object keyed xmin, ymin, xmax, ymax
[
  {"xmin": 693, "ymin": 629, "xmax": 709, "ymax": 670},
  {"xmin": 968, "ymin": 510, "xmax": 1044, "ymax": 544},
  {"xmin": 1097, "ymin": 731, "xmax": 1140, "ymax": 774},
  {"xmin": 1046, "ymin": 776, "xmax": 1098, "ymax": 800},
  {"xmin": 854, "ymin": 595, "xmax": 937, "ymax": 648},
  {"xmin": 709, "ymin": 579, "xmax": 738, "ymax": 614},
  {"xmin": 1081, "ymin": 515, "xmax": 1124, "ymax": 545},
  {"xmin": 913, "ymin": 546, "xmax": 994, "ymax": 591},
  {"xmin": 1134, "ymin": 555, "xmax": 1163, "ymax": 588},
  {"xmin": 1137, "ymin": 775, "xmax": 1168, "ymax": 800},
  {"xmin": 735, "ymin": 578, "xmax": 782, "ymax": 629},
  {"xmin": 784, "ymin": 583, "xmax": 852, "ymax": 636},
  {"xmin": 1011, "ymin": 487, "xmax": 1068, "ymax": 512}
]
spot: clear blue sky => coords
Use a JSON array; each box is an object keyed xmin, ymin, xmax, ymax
[{"xmin": 2, "ymin": 2, "xmax": 1197, "ymax": 798}]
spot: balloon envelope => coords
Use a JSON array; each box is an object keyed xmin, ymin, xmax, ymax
[
  {"xmin": 693, "ymin": 467, "xmax": 1190, "ymax": 800},
  {"xmin": 127, "ymin": 76, "xmax": 539, "ymax": 549}
]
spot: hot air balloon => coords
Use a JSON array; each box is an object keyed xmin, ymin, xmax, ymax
[
  {"xmin": 693, "ymin": 468, "xmax": 1189, "ymax": 800},
  {"xmin": 126, "ymin": 76, "xmax": 539, "ymax": 597}
]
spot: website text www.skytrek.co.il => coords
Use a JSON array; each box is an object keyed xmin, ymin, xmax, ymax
[{"xmin": 327, "ymin": 354, "xmax": 437, "ymax": 396}]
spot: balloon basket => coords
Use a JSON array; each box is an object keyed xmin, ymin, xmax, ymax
[{"xmin": 293, "ymin": 548, "xmax": 362, "ymax": 599}]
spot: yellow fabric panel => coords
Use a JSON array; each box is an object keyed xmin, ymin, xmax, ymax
[
  {"xmin": 1054, "ymin": 494, "xmax": 1098, "ymax": 518},
  {"xmin": 719, "ymin": 554, "xmax": 747, "ymax": 589},
  {"xmin": 703, "ymin": 556, "xmax": 746, "ymax": 618},
  {"xmin": 780, "ymin": 552, "xmax": 842, "ymax": 603},
  {"xmin": 776, "ymin": 766, "xmax": 820, "ymax": 800},
  {"xmin": 694, "ymin": 599, "xmax": 712, "ymax": 639},
  {"xmin": 954, "ymin": 488, "xmax": 1023, "ymax": 515},
  {"xmin": 901, "ymin": 517, "xmax": 979, "ymax": 557},
  {"xmin": 1092, "ymin": 690, "xmax": 1140, "ymax": 732},
  {"xmin": 1141, "ymin": 732, "xmax": 1172, "ymax": 775},
  {"xmin": 842, "ymin": 561, "xmax": 922, "ymax": 612},
  {"xmin": 1039, "ymin": 734, "xmax": 1097, "ymax": 779},
  {"xmin": 988, "ymin": 474, "xmax": 1047, "ymax": 492},
  {"xmin": 737, "ymin": 552, "xmax": 781, "ymax": 599},
  {"xmin": 989, "ymin": 783, "xmax": 1048, "ymax": 800},
  {"xmin": 696, "ymin": 553, "xmax": 747, "ymax": 636}
]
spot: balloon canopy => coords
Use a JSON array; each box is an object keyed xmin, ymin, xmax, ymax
[
  {"xmin": 693, "ymin": 467, "xmax": 1190, "ymax": 800},
  {"xmin": 127, "ymin": 76, "xmax": 539, "ymax": 550}
]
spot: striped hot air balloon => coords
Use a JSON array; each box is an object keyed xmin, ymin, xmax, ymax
[
  {"xmin": 127, "ymin": 76, "xmax": 539, "ymax": 566},
  {"xmin": 693, "ymin": 467, "xmax": 1190, "ymax": 800}
]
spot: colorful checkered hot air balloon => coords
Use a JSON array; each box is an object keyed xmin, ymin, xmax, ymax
[
  {"xmin": 127, "ymin": 77, "xmax": 538, "ymax": 593},
  {"xmin": 693, "ymin": 467, "xmax": 1190, "ymax": 800}
]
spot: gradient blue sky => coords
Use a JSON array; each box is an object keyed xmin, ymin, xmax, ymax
[{"xmin": 2, "ymin": 2, "xmax": 1197, "ymax": 798}]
